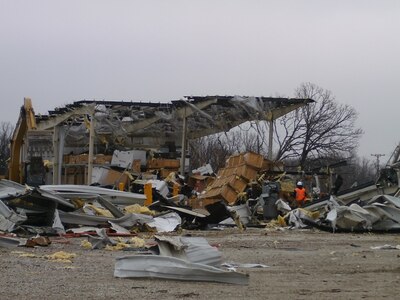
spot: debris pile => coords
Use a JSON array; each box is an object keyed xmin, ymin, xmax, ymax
[
  {"xmin": 281, "ymin": 195, "xmax": 400, "ymax": 233},
  {"xmin": 2, "ymin": 147, "xmax": 400, "ymax": 287}
]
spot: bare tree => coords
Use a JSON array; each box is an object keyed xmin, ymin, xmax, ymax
[
  {"xmin": 224, "ymin": 121, "xmax": 270, "ymax": 155},
  {"xmin": 346, "ymin": 155, "xmax": 376, "ymax": 187},
  {"xmin": 189, "ymin": 120, "xmax": 271, "ymax": 172},
  {"xmin": 274, "ymin": 83, "xmax": 363, "ymax": 169},
  {"xmin": 189, "ymin": 135, "xmax": 236, "ymax": 171},
  {"xmin": 0, "ymin": 122, "xmax": 14, "ymax": 175}
]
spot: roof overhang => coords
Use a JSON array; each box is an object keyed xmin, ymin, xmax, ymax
[{"xmin": 34, "ymin": 95, "xmax": 314, "ymax": 147}]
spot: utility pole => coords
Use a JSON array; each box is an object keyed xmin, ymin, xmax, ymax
[{"xmin": 371, "ymin": 153, "xmax": 385, "ymax": 177}]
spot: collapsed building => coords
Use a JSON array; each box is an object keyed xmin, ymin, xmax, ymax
[
  {"xmin": 2, "ymin": 95, "xmax": 400, "ymax": 288},
  {"xmin": 1, "ymin": 95, "xmax": 320, "ymax": 233},
  {"xmin": 3, "ymin": 95, "xmax": 400, "ymax": 288},
  {"xmin": 8, "ymin": 96, "xmax": 313, "ymax": 187},
  {"xmin": 4, "ymin": 95, "xmax": 399, "ymax": 233}
]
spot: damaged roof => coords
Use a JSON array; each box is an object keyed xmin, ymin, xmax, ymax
[{"xmin": 34, "ymin": 95, "xmax": 313, "ymax": 148}]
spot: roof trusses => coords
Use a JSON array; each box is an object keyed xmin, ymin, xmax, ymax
[{"xmin": 34, "ymin": 96, "xmax": 313, "ymax": 148}]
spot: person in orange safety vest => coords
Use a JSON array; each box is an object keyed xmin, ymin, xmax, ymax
[{"xmin": 294, "ymin": 181, "xmax": 307, "ymax": 207}]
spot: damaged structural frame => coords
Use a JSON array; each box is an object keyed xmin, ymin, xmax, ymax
[{"xmin": 8, "ymin": 96, "xmax": 313, "ymax": 186}]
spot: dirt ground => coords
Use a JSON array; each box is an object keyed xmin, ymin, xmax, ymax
[{"xmin": 1, "ymin": 227, "xmax": 400, "ymax": 300}]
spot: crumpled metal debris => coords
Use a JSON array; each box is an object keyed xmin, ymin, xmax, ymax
[
  {"xmin": 147, "ymin": 212, "xmax": 181, "ymax": 233},
  {"xmin": 114, "ymin": 255, "xmax": 249, "ymax": 285},
  {"xmin": 289, "ymin": 195, "xmax": 400, "ymax": 233},
  {"xmin": 155, "ymin": 235, "xmax": 222, "ymax": 267},
  {"xmin": 114, "ymin": 233, "xmax": 250, "ymax": 284},
  {"xmin": 0, "ymin": 200, "xmax": 27, "ymax": 232},
  {"xmin": 87, "ymin": 228, "xmax": 118, "ymax": 249},
  {"xmin": 370, "ymin": 244, "xmax": 400, "ymax": 250}
]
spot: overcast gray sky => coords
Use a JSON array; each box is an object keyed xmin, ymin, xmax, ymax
[{"xmin": 1, "ymin": 0, "xmax": 399, "ymax": 160}]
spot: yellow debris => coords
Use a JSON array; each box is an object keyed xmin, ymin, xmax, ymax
[
  {"xmin": 80, "ymin": 240, "xmax": 93, "ymax": 249},
  {"xmin": 298, "ymin": 208, "xmax": 320, "ymax": 220},
  {"xmin": 71, "ymin": 198, "xmax": 85, "ymax": 209},
  {"xmin": 264, "ymin": 219, "xmax": 281, "ymax": 228},
  {"xmin": 124, "ymin": 204, "xmax": 155, "ymax": 216},
  {"xmin": 46, "ymin": 251, "xmax": 76, "ymax": 263},
  {"xmin": 43, "ymin": 160, "xmax": 52, "ymax": 168},
  {"xmin": 130, "ymin": 237, "xmax": 146, "ymax": 248},
  {"xmin": 115, "ymin": 237, "xmax": 126, "ymax": 243},
  {"xmin": 11, "ymin": 251, "xmax": 28, "ymax": 255},
  {"xmin": 277, "ymin": 215, "xmax": 287, "ymax": 227},
  {"xmin": 11, "ymin": 251, "xmax": 38, "ymax": 258},
  {"xmin": 85, "ymin": 204, "xmax": 113, "ymax": 217},
  {"xmin": 19, "ymin": 252, "xmax": 37, "ymax": 258},
  {"xmin": 105, "ymin": 242, "xmax": 130, "ymax": 251}
]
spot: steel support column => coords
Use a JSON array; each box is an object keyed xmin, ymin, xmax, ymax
[{"xmin": 180, "ymin": 108, "xmax": 187, "ymax": 176}]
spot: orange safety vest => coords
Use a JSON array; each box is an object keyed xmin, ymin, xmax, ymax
[{"xmin": 295, "ymin": 187, "xmax": 306, "ymax": 201}]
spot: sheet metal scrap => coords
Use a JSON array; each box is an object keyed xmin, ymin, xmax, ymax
[
  {"xmin": 0, "ymin": 236, "xmax": 21, "ymax": 248},
  {"xmin": 87, "ymin": 228, "xmax": 117, "ymax": 250},
  {"xmin": 147, "ymin": 212, "xmax": 181, "ymax": 233},
  {"xmin": 155, "ymin": 235, "xmax": 222, "ymax": 267},
  {"xmin": 114, "ymin": 255, "xmax": 249, "ymax": 285},
  {"xmin": 115, "ymin": 233, "xmax": 249, "ymax": 284},
  {"xmin": 0, "ymin": 179, "xmax": 29, "ymax": 200},
  {"xmin": 0, "ymin": 200, "xmax": 27, "ymax": 232},
  {"xmin": 58, "ymin": 211, "xmax": 153, "ymax": 228},
  {"xmin": 40, "ymin": 184, "xmax": 146, "ymax": 205}
]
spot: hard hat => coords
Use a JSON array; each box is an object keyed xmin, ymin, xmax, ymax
[{"xmin": 297, "ymin": 181, "xmax": 303, "ymax": 186}]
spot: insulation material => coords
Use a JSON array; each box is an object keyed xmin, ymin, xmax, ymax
[
  {"xmin": 130, "ymin": 237, "xmax": 146, "ymax": 248},
  {"xmin": 124, "ymin": 204, "xmax": 155, "ymax": 216},
  {"xmin": 45, "ymin": 251, "xmax": 76, "ymax": 263}
]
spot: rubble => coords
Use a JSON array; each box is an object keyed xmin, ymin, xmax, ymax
[
  {"xmin": 2, "ymin": 146, "xmax": 400, "ymax": 236},
  {"xmin": 281, "ymin": 195, "xmax": 400, "ymax": 233},
  {"xmin": 5, "ymin": 97, "xmax": 400, "ymax": 293},
  {"xmin": 1, "ymin": 145, "xmax": 400, "ymax": 289}
]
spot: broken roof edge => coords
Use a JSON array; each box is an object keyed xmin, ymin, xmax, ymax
[
  {"xmin": 33, "ymin": 96, "xmax": 314, "ymax": 131},
  {"xmin": 74, "ymin": 96, "xmax": 314, "ymax": 107}
]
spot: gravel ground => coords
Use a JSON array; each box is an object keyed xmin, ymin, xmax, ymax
[{"xmin": 1, "ymin": 227, "xmax": 400, "ymax": 299}]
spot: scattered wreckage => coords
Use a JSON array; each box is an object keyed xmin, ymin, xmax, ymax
[
  {"xmin": 2, "ymin": 149, "xmax": 400, "ymax": 237},
  {"xmin": 290, "ymin": 194, "xmax": 400, "ymax": 233},
  {"xmin": 2, "ymin": 149, "xmax": 400, "ymax": 286}
]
